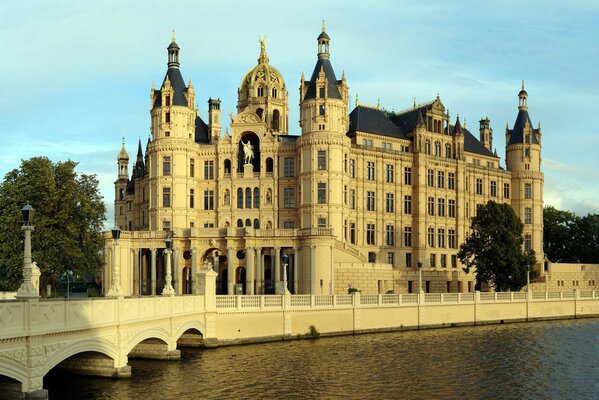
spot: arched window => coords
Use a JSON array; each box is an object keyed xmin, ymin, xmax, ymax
[
  {"xmin": 119, "ymin": 188, "xmax": 125, "ymax": 200},
  {"xmin": 434, "ymin": 141, "xmax": 441, "ymax": 156},
  {"xmin": 237, "ymin": 188, "xmax": 243, "ymax": 209},
  {"xmin": 245, "ymin": 219, "xmax": 251, "ymax": 227},
  {"xmin": 272, "ymin": 88, "xmax": 277, "ymax": 98},
  {"xmin": 272, "ymin": 109, "xmax": 280, "ymax": 131},
  {"xmin": 254, "ymin": 188, "xmax": 260, "ymax": 208},
  {"xmin": 253, "ymin": 219, "xmax": 260, "ymax": 229},
  {"xmin": 245, "ymin": 188, "xmax": 252, "ymax": 209},
  {"xmin": 256, "ymin": 108, "xmax": 263, "ymax": 120},
  {"xmin": 224, "ymin": 159, "xmax": 231, "ymax": 174},
  {"xmin": 425, "ymin": 140, "xmax": 431, "ymax": 155},
  {"xmin": 445, "ymin": 144, "xmax": 452, "ymax": 158},
  {"xmin": 257, "ymin": 87, "xmax": 264, "ymax": 97},
  {"xmin": 266, "ymin": 157, "xmax": 274, "ymax": 173},
  {"xmin": 237, "ymin": 219, "xmax": 243, "ymax": 227}
]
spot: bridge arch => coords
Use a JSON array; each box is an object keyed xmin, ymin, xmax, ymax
[
  {"xmin": 0, "ymin": 358, "xmax": 28, "ymax": 387},
  {"xmin": 42, "ymin": 338, "xmax": 119, "ymax": 376},
  {"xmin": 126, "ymin": 327, "xmax": 171, "ymax": 354},
  {"xmin": 174, "ymin": 321, "xmax": 206, "ymax": 341}
]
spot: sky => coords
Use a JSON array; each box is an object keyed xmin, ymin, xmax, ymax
[{"xmin": 1, "ymin": 0, "xmax": 598, "ymax": 226}]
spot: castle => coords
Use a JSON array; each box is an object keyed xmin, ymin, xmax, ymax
[{"xmin": 107, "ymin": 25, "xmax": 544, "ymax": 296}]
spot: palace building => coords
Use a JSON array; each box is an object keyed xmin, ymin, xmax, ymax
[{"xmin": 106, "ymin": 26, "xmax": 544, "ymax": 296}]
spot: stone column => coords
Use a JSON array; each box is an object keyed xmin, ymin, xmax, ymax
[
  {"xmin": 274, "ymin": 247, "xmax": 281, "ymax": 294},
  {"xmin": 255, "ymin": 248, "xmax": 262, "ymax": 294},
  {"xmin": 294, "ymin": 246, "xmax": 299, "ymax": 294},
  {"xmin": 227, "ymin": 247, "xmax": 234, "ymax": 295},
  {"xmin": 246, "ymin": 247, "xmax": 254, "ymax": 295},
  {"xmin": 260, "ymin": 249, "xmax": 266, "ymax": 293},
  {"xmin": 133, "ymin": 248, "xmax": 140, "ymax": 295},
  {"xmin": 173, "ymin": 248, "xmax": 180, "ymax": 295},
  {"xmin": 162, "ymin": 248, "xmax": 175, "ymax": 296},
  {"xmin": 150, "ymin": 248, "xmax": 157, "ymax": 296},
  {"xmin": 330, "ymin": 244, "xmax": 334, "ymax": 295},
  {"xmin": 191, "ymin": 247, "xmax": 198, "ymax": 294},
  {"xmin": 311, "ymin": 245, "xmax": 317, "ymax": 294}
]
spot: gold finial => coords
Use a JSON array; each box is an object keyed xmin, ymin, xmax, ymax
[
  {"xmin": 322, "ymin": 18, "xmax": 326, "ymax": 32},
  {"xmin": 258, "ymin": 35, "xmax": 268, "ymax": 63},
  {"xmin": 522, "ymin": 79, "xmax": 525, "ymax": 90},
  {"xmin": 121, "ymin": 129, "xmax": 125, "ymax": 144},
  {"xmin": 172, "ymin": 29, "xmax": 176, "ymax": 42},
  {"xmin": 377, "ymin": 97, "xmax": 380, "ymax": 109}
]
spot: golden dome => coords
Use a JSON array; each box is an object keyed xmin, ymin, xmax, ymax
[{"xmin": 240, "ymin": 38, "xmax": 285, "ymax": 93}]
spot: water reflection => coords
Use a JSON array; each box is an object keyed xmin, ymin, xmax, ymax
[{"xmin": 45, "ymin": 319, "xmax": 599, "ymax": 399}]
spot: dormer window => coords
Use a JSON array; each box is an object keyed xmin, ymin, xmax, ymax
[
  {"xmin": 319, "ymin": 87, "xmax": 325, "ymax": 98},
  {"xmin": 165, "ymin": 95, "xmax": 171, "ymax": 106}
]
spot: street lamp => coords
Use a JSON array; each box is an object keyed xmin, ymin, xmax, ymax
[
  {"xmin": 107, "ymin": 226, "xmax": 122, "ymax": 297},
  {"xmin": 16, "ymin": 204, "xmax": 39, "ymax": 299},
  {"xmin": 282, "ymin": 253, "xmax": 289, "ymax": 294},
  {"xmin": 527, "ymin": 264, "xmax": 531, "ymax": 292},
  {"xmin": 162, "ymin": 233, "xmax": 175, "ymax": 296},
  {"xmin": 417, "ymin": 260, "xmax": 423, "ymax": 294}
]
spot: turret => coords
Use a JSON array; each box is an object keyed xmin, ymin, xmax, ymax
[
  {"xmin": 479, "ymin": 117, "xmax": 492, "ymax": 151},
  {"xmin": 117, "ymin": 131, "xmax": 129, "ymax": 179},
  {"xmin": 208, "ymin": 98, "xmax": 221, "ymax": 141}
]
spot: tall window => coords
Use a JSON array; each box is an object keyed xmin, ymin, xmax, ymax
[
  {"xmin": 349, "ymin": 159, "xmax": 355, "ymax": 178},
  {"xmin": 428, "ymin": 197, "xmax": 435, "ymax": 216},
  {"xmin": 350, "ymin": 222, "xmax": 356, "ymax": 244},
  {"xmin": 253, "ymin": 188, "xmax": 260, "ymax": 208},
  {"xmin": 204, "ymin": 160, "xmax": 214, "ymax": 179},
  {"xmin": 163, "ymin": 157, "xmax": 171, "ymax": 176},
  {"xmin": 448, "ymin": 229, "xmax": 456, "ymax": 249},
  {"xmin": 490, "ymin": 181, "xmax": 497, "ymax": 197},
  {"xmin": 386, "ymin": 193, "xmax": 394, "ymax": 213},
  {"xmin": 476, "ymin": 178, "xmax": 483, "ymax": 195},
  {"xmin": 367, "ymin": 191, "xmax": 375, "ymax": 211},
  {"xmin": 386, "ymin": 225, "xmax": 395, "ymax": 246},
  {"xmin": 438, "ymin": 228, "xmax": 445, "ymax": 248},
  {"xmin": 404, "ymin": 195, "xmax": 412, "ymax": 214},
  {"xmin": 386, "ymin": 164, "xmax": 394, "ymax": 183},
  {"xmin": 525, "ymin": 183, "xmax": 532, "ymax": 199},
  {"xmin": 190, "ymin": 189, "xmax": 195, "ymax": 208},
  {"xmin": 319, "ymin": 104, "xmax": 326, "ymax": 116},
  {"xmin": 344, "ymin": 186, "xmax": 348, "ymax": 205},
  {"xmin": 425, "ymin": 140, "xmax": 431, "ymax": 155},
  {"xmin": 317, "ymin": 150, "xmax": 327, "ymax": 170},
  {"xmin": 190, "ymin": 158, "xmax": 195, "ymax": 177},
  {"xmin": 245, "ymin": 188, "xmax": 252, "ymax": 208},
  {"xmin": 445, "ymin": 144, "xmax": 452, "ymax": 158},
  {"xmin": 272, "ymin": 109, "xmax": 280, "ymax": 131},
  {"xmin": 165, "ymin": 112, "xmax": 170, "ymax": 123},
  {"xmin": 204, "ymin": 190, "xmax": 214, "ymax": 210},
  {"xmin": 448, "ymin": 172, "xmax": 455, "ymax": 190},
  {"xmin": 427, "ymin": 169, "xmax": 434, "ymax": 187},
  {"xmin": 430, "ymin": 254, "xmax": 436, "ymax": 268},
  {"xmin": 406, "ymin": 253, "xmax": 412, "ymax": 268},
  {"xmin": 349, "ymin": 189, "xmax": 355, "ymax": 209},
  {"xmin": 387, "ymin": 252, "xmax": 395, "ymax": 266},
  {"xmin": 427, "ymin": 227, "xmax": 435, "ymax": 248},
  {"xmin": 162, "ymin": 187, "xmax": 171, "ymax": 207},
  {"xmin": 504, "ymin": 183, "xmax": 510, "ymax": 199},
  {"xmin": 237, "ymin": 188, "xmax": 243, "ymax": 208},
  {"xmin": 318, "ymin": 183, "xmax": 326, "ymax": 203},
  {"xmin": 437, "ymin": 171, "xmax": 445, "ymax": 188},
  {"xmin": 366, "ymin": 161, "xmax": 375, "ymax": 180},
  {"xmin": 404, "ymin": 167, "xmax": 412, "ymax": 185},
  {"xmin": 434, "ymin": 141, "xmax": 441, "ymax": 156},
  {"xmin": 441, "ymin": 254, "xmax": 447, "ymax": 268},
  {"xmin": 283, "ymin": 188, "xmax": 295, "ymax": 208},
  {"xmin": 524, "ymin": 234, "xmax": 532, "ymax": 252},
  {"xmin": 525, "ymin": 207, "xmax": 532, "ymax": 224},
  {"xmin": 366, "ymin": 224, "xmax": 376, "ymax": 245},
  {"xmin": 438, "ymin": 198, "xmax": 445, "ymax": 217},
  {"xmin": 448, "ymin": 199, "xmax": 456, "ymax": 218},
  {"xmin": 318, "ymin": 217, "xmax": 327, "ymax": 228},
  {"xmin": 284, "ymin": 157, "xmax": 295, "ymax": 177},
  {"xmin": 403, "ymin": 226, "xmax": 412, "ymax": 247}
]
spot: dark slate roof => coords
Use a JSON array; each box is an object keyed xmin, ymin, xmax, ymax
[
  {"xmin": 303, "ymin": 58, "xmax": 342, "ymax": 100},
  {"xmin": 348, "ymin": 106, "xmax": 408, "ymax": 139},
  {"xmin": 280, "ymin": 135, "xmax": 299, "ymax": 143},
  {"xmin": 387, "ymin": 101, "xmax": 435, "ymax": 136},
  {"xmin": 446, "ymin": 124, "xmax": 497, "ymax": 157},
  {"xmin": 507, "ymin": 109, "xmax": 539, "ymax": 145},
  {"xmin": 153, "ymin": 68, "xmax": 188, "ymax": 108},
  {"xmin": 194, "ymin": 116, "xmax": 210, "ymax": 143}
]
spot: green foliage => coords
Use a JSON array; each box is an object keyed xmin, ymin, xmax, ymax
[
  {"xmin": 458, "ymin": 201, "xmax": 537, "ymax": 292},
  {"xmin": 306, "ymin": 325, "xmax": 320, "ymax": 338},
  {"xmin": 543, "ymin": 206, "xmax": 599, "ymax": 263},
  {"xmin": 347, "ymin": 287, "xmax": 361, "ymax": 294},
  {"xmin": 0, "ymin": 157, "xmax": 106, "ymax": 290}
]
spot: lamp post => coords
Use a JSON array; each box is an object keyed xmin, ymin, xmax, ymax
[
  {"xmin": 107, "ymin": 226, "xmax": 122, "ymax": 297},
  {"xmin": 162, "ymin": 234, "xmax": 175, "ymax": 296},
  {"xmin": 16, "ymin": 204, "xmax": 39, "ymax": 299},
  {"xmin": 282, "ymin": 253, "xmax": 289, "ymax": 294},
  {"xmin": 527, "ymin": 264, "xmax": 531, "ymax": 292},
  {"xmin": 417, "ymin": 260, "xmax": 423, "ymax": 294}
]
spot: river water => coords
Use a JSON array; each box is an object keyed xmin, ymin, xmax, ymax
[{"xmin": 45, "ymin": 319, "xmax": 599, "ymax": 399}]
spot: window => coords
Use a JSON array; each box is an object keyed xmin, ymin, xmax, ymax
[
  {"xmin": 190, "ymin": 189, "xmax": 195, "ymax": 208},
  {"xmin": 165, "ymin": 131, "xmax": 170, "ymax": 137},
  {"xmin": 163, "ymin": 157, "xmax": 171, "ymax": 176},
  {"xmin": 403, "ymin": 227, "xmax": 412, "ymax": 247},
  {"xmin": 163, "ymin": 220, "xmax": 170, "ymax": 231},
  {"xmin": 445, "ymin": 144, "xmax": 452, "ymax": 159},
  {"xmin": 448, "ymin": 172, "xmax": 455, "ymax": 190},
  {"xmin": 366, "ymin": 224, "xmax": 376, "ymax": 245},
  {"xmin": 253, "ymin": 219, "xmax": 260, "ymax": 229},
  {"xmin": 382, "ymin": 142, "xmax": 392, "ymax": 150},
  {"xmin": 524, "ymin": 234, "xmax": 532, "ymax": 252},
  {"xmin": 368, "ymin": 252, "xmax": 376, "ymax": 263},
  {"xmin": 525, "ymin": 183, "xmax": 532, "ymax": 199},
  {"xmin": 437, "ymin": 171, "xmax": 445, "ymax": 188},
  {"xmin": 224, "ymin": 159, "xmax": 231, "ymax": 175},
  {"xmin": 237, "ymin": 188, "xmax": 243, "ymax": 208},
  {"xmin": 344, "ymin": 154, "xmax": 348, "ymax": 173},
  {"xmin": 319, "ymin": 104, "xmax": 326, "ymax": 116},
  {"xmin": 204, "ymin": 190, "xmax": 214, "ymax": 210},
  {"xmin": 438, "ymin": 198, "xmax": 445, "ymax": 217},
  {"xmin": 441, "ymin": 254, "xmax": 447, "ymax": 268},
  {"xmin": 476, "ymin": 178, "xmax": 483, "ymax": 195},
  {"xmin": 427, "ymin": 227, "xmax": 435, "ymax": 248},
  {"xmin": 344, "ymin": 186, "xmax": 348, "ymax": 205},
  {"xmin": 237, "ymin": 219, "xmax": 243, "ymax": 227},
  {"xmin": 386, "ymin": 164, "xmax": 394, "ymax": 183},
  {"xmin": 386, "ymin": 225, "xmax": 395, "ymax": 246},
  {"xmin": 428, "ymin": 197, "xmax": 435, "ymax": 216},
  {"xmin": 425, "ymin": 140, "xmax": 431, "ymax": 155},
  {"xmin": 504, "ymin": 183, "xmax": 510, "ymax": 199},
  {"xmin": 266, "ymin": 158, "xmax": 274, "ymax": 173},
  {"xmin": 451, "ymin": 255, "xmax": 457, "ymax": 268},
  {"xmin": 319, "ymin": 87, "xmax": 325, "ymax": 98},
  {"xmin": 317, "ymin": 150, "xmax": 327, "ymax": 170},
  {"xmin": 253, "ymin": 188, "xmax": 260, "ymax": 208},
  {"xmin": 284, "ymin": 157, "xmax": 295, "ymax": 177},
  {"xmin": 272, "ymin": 88, "xmax": 278, "ymax": 98},
  {"xmin": 245, "ymin": 188, "xmax": 252, "ymax": 209},
  {"xmin": 350, "ymin": 222, "xmax": 356, "ymax": 244},
  {"xmin": 525, "ymin": 207, "xmax": 532, "ymax": 224},
  {"xmin": 448, "ymin": 229, "xmax": 456, "ymax": 249},
  {"xmin": 349, "ymin": 159, "xmax": 355, "ymax": 177},
  {"xmin": 190, "ymin": 158, "xmax": 195, "ymax": 177},
  {"xmin": 385, "ymin": 193, "xmax": 394, "ymax": 213},
  {"xmin": 448, "ymin": 199, "xmax": 456, "ymax": 218},
  {"xmin": 367, "ymin": 191, "xmax": 375, "ymax": 211},
  {"xmin": 162, "ymin": 187, "xmax": 171, "ymax": 207},
  {"xmin": 344, "ymin": 220, "xmax": 348, "ymax": 240},
  {"xmin": 165, "ymin": 95, "xmax": 171, "ymax": 106},
  {"xmin": 283, "ymin": 188, "xmax": 295, "ymax": 208},
  {"xmin": 406, "ymin": 253, "xmax": 412, "ymax": 268},
  {"xmin": 434, "ymin": 141, "xmax": 441, "ymax": 156},
  {"xmin": 404, "ymin": 195, "xmax": 412, "ymax": 214},
  {"xmin": 362, "ymin": 139, "xmax": 373, "ymax": 147},
  {"xmin": 257, "ymin": 87, "xmax": 264, "ymax": 97},
  {"xmin": 387, "ymin": 252, "xmax": 395, "ymax": 265},
  {"xmin": 283, "ymin": 221, "xmax": 295, "ymax": 229},
  {"xmin": 318, "ymin": 217, "xmax": 327, "ymax": 228},
  {"xmin": 318, "ymin": 183, "xmax": 327, "ymax": 204},
  {"xmin": 204, "ymin": 160, "xmax": 214, "ymax": 179},
  {"xmin": 366, "ymin": 161, "xmax": 375, "ymax": 180},
  {"xmin": 349, "ymin": 189, "xmax": 355, "ymax": 209},
  {"xmin": 430, "ymin": 254, "xmax": 436, "ymax": 268},
  {"xmin": 427, "ymin": 169, "xmax": 434, "ymax": 187},
  {"xmin": 404, "ymin": 167, "xmax": 412, "ymax": 185},
  {"xmin": 438, "ymin": 228, "xmax": 445, "ymax": 248},
  {"xmin": 165, "ymin": 112, "xmax": 170, "ymax": 123},
  {"xmin": 490, "ymin": 181, "xmax": 497, "ymax": 197}
]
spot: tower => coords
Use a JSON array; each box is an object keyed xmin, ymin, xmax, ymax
[
  {"xmin": 505, "ymin": 82, "xmax": 544, "ymax": 267},
  {"xmin": 479, "ymin": 117, "xmax": 492, "ymax": 151},
  {"xmin": 208, "ymin": 98, "xmax": 221, "ymax": 141},
  {"xmin": 115, "ymin": 132, "xmax": 129, "ymax": 229}
]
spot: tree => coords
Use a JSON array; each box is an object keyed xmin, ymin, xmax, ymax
[
  {"xmin": 0, "ymin": 157, "xmax": 106, "ymax": 291},
  {"xmin": 570, "ymin": 213, "xmax": 599, "ymax": 263},
  {"xmin": 458, "ymin": 201, "xmax": 537, "ymax": 292},
  {"xmin": 543, "ymin": 206, "xmax": 579, "ymax": 263}
]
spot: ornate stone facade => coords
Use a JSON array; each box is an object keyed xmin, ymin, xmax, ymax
[{"xmin": 108, "ymin": 26, "xmax": 543, "ymax": 296}]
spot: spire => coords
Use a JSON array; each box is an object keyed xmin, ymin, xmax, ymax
[
  {"xmin": 413, "ymin": 98, "xmax": 416, "ymax": 108},
  {"xmin": 167, "ymin": 31, "xmax": 180, "ymax": 68},
  {"xmin": 454, "ymin": 115, "xmax": 463, "ymax": 135},
  {"xmin": 355, "ymin": 93, "xmax": 359, "ymax": 107},
  {"xmin": 258, "ymin": 36, "xmax": 269, "ymax": 64},
  {"xmin": 136, "ymin": 138, "xmax": 143, "ymax": 161},
  {"xmin": 317, "ymin": 20, "xmax": 330, "ymax": 59},
  {"xmin": 416, "ymin": 109, "xmax": 425, "ymax": 127},
  {"xmin": 518, "ymin": 80, "xmax": 528, "ymax": 109},
  {"xmin": 377, "ymin": 97, "xmax": 380, "ymax": 109},
  {"xmin": 118, "ymin": 130, "xmax": 129, "ymax": 161},
  {"xmin": 322, "ymin": 18, "xmax": 326, "ymax": 33}
]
